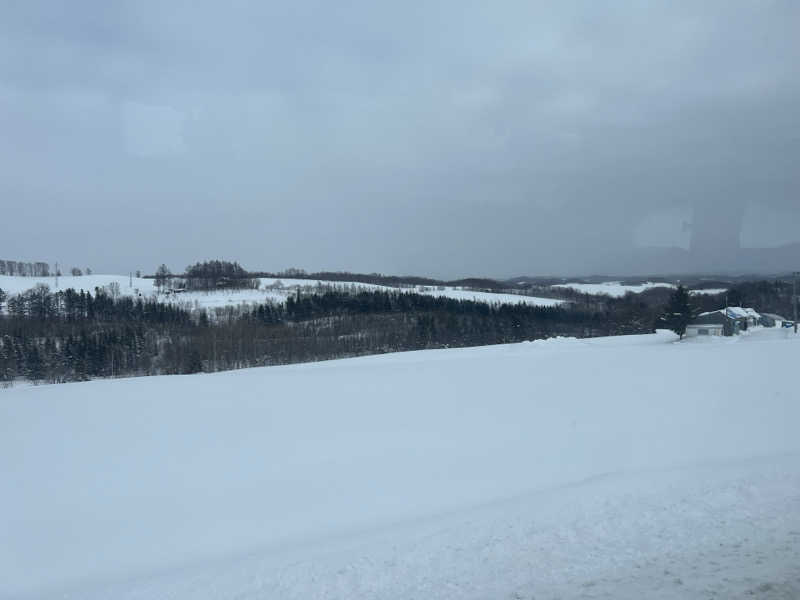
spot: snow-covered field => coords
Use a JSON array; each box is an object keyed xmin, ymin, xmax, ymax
[
  {"xmin": 552, "ymin": 281, "xmax": 727, "ymax": 297},
  {"xmin": 260, "ymin": 278, "xmax": 563, "ymax": 306},
  {"xmin": 414, "ymin": 286, "xmax": 561, "ymax": 306},
  {"xmin": 0, "ymin": 274, "xmax": 562, "ymax": 310},
  {"xmin": 2, "ymin": 328, "xmax": 799, "ymax": 599},
  {"xmin": 552, "ymin": 281, "xmax": 675, "ymax": 296},
  {"xmin": 689, "ymin": 287, "xmax": 729, "ymax": 295},
  {"xmin": 0, "ymin": 273, "xmax": 157, "ymax": 297}
]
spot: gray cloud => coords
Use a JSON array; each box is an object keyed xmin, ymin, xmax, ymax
[{"xmin": 1, "ymin": 1, "xmax": 799, "ymax": 277}]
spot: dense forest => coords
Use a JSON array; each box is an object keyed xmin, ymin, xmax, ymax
[{"xmin": 0, "ymin": 284, "xmax": 663, "ymax": 385}]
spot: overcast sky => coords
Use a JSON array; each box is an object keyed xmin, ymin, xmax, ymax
[{"xmin": 2, "ymin": 1, "xmax": 798, "ymax": 277}]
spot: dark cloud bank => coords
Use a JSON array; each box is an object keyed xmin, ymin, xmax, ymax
[{"xmin": 1, "ymin": 1, "xmax": 798, "ymax": 277}]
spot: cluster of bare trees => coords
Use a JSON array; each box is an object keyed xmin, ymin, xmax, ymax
[
  {"xmin": 0, "ymin": 259, "xmax": 96, "ymax": 278},
  {"xmin": 0, "ymin": 260, "xmax": 51, "ymax": 277}
]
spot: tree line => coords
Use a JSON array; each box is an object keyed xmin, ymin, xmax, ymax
[
  {"xmin": 0, "ymin": 259, "xmax": 51, "ymax": 277},
  {"xmin": 0, "ymin": 259, "xmax": 95, "ymax": 278},
  {"xmin": 0, "ymin": 285, "xmax": 660, "ymax": 385},
  {"xmin": 248, "ymin": 268, "xmax": 509, "ymax": 290},
  {"xmin": 1, "ymin": 277, "xmax": 791, "ymax": 386}
]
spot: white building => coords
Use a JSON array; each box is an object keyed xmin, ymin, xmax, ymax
[{"xmin": 685, "ymin": 306, "xmax": 762, "ymax": 337}]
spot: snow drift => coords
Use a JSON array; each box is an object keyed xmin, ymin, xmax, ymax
[{"xmin": 1, "ymin": 329, "xmax": 799, "ymax": 599}]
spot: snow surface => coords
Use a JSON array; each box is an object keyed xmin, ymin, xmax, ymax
[
  {"xmin": 2, "ymin": 328, "xmax": 799, "ymax": 599},
  {"xmin": 552, "ymin": 281, "xmax": 674, "ymax": 296},
  {"xmin": 690, "ymin": 287, "xmax": 728, "ymax": 295},
  {"xmin": 259, "ymin": 279, "xmax": 563, "ymax": 306},
  {"xmin": 0, "ymin": 274, "xmax": 562, "ymax": 310},
  {"xmin": 0, "ymin": 273, "xmax": 157, "ymax": 297},
  {"xmin": 414, "ymin": 286, "xmax": 562, "ymax": 306},
  {"xmin": 552, "ymin": 281, "xmax": 727, "ymax": 297}
]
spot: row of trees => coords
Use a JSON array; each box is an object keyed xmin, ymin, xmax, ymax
[
  {"xmin": 0, "ymin": 259, "xmax": 95, "ymax": 278},
  {"xmin": 0, "ymin": 260, "xmax": 51, "ymax": 277},
  {"xmin": 250, "ymin": 268, "xmax": 510, "ymax": 290},
  {"xmin": 252, "ymin": 268, "xmax": 444, "ymax": 288},
  {"xmin": 4, "ymin": 285, "xmax": 192, "ymax": 324}
]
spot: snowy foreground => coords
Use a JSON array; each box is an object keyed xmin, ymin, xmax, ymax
[{"xmin": 2, "ymin": 329, "xmax": 800, "ymax": 599}]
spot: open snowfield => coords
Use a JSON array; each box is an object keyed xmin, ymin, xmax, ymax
[
  {"xmin": 260, "ymin": 279, "xmax": 563, "ymax": 306},
  {"xmin": 2, "ymin": 327, "xmax": 799, "ymax": 599},
  {"xmin": 0, "ymin": 273, "xmax": 157, "ymax": 297},
  {"xmin": 0, "ymin": 274, "xmax": 562, "ymax": 310},
  {"xmin": 415, "ymin": 286, "xmax": 562, "ymax": 306},
  {"xmin": 552, "ymin": 281, "xmax": 727, "ymax": 297}
]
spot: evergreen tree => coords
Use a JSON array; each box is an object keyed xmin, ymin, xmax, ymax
[{"xmin": 658, "ymin": 285, "xmax": 694, "ymax": 339}]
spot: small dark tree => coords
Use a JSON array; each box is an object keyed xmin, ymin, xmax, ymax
[
  {"xmin": 0, "ymin": 288, "xmax": 6, "ymax": 312},
  {"xmin": 658, "ymin": 285, "xmax": 694, "ymax": 339}
]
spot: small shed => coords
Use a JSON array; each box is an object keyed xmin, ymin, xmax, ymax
[
  {"xmin": 761, "ymin": 313, "xmax": 786, "ymax": 328},
  {"xmin": 687, "ymin": 306, "xmax": 764, "ymax": 337},
  {"xmin": 685, "ymin": 312, "xmax": 728, "ymax": 337}
]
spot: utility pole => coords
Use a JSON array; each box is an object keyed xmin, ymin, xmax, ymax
[
  {"xmin": 724, "ymin": 292, "xmax": 729, "ymax": 335},
  {"xmin": 793, "ymin": 271, "xmax": 799, "ymax": 334},
  {"xmin": 129, "ymin": 272, "xmax": 133, "ymax": 288},
  {"xmin": 55, "ymin": 262, "xmax": 59, "ymax": 289}
]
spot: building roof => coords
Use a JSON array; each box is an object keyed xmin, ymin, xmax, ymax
[
  {"xmin": 699, "ymin": 306, "xmax": 760, "ymax": 320},
  {"xmin": 690, "ymin": 312, "xmax": 729, "ymax": 325}
]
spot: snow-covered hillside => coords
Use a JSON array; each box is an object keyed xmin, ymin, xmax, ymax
[
  {"xmin": 552, "ymin": 281, "xmax": 727, "ymax": 297},
  {"xmin": 414, "ymin": 286, "xmax": 561, "ymax": 306},
  {"xmin": 0, "ymin": 274, "xmax": 562, "ymax": 310},
  {"xmin": 0, "ymin": 273, "xmax": 157, "ymax": 296},
  {"xmin": 552, "ymin": 281, "xmax": 674, "ymax": 296},
  {"xmin": 259, "ymin": 278, "xmax": 563, "ymax": 306},
  {"xmin": 2, "ymin": 328, "xmax": 799, "ymax": 599}
]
